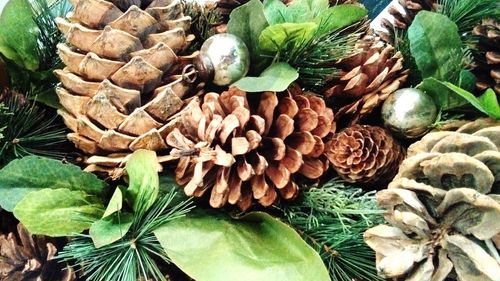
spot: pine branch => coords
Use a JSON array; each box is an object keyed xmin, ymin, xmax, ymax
[
  {"xmin": 58, "ymin": 191, "xmax": 194, "ymax": 281},
  {"xmin": 279, "ymin": 178, "xmax": 384, "ymax": 281},
  {"xmin": 437, "ymin": 0, "xmax": 499, "ymax": 36},
  {"xmin": 183, "ymin": 1, "xmax": 222, "ymax": 52},
  {"xmin": 0, "ymin": 91, "xmax": 67, "ymax": 167}
]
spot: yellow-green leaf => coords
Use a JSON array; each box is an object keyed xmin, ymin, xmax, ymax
[
  {"xmin": 154, "ymin": 211, "xmax": 330, "ymax": 281},
  {"xmin": 232, "ymin": 62, "xmax": 299, "ymax": 92},
  {"xmin": 125, "ymin": 150, "xmax": 160, "ymax": 215}
]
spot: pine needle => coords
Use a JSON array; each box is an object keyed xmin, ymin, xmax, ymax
[
  {"xmin": 57, "ymin": 191, "xmax": 194, "ymax": 281},
  {"xmin": 438, "ymin": 0, "xmax": 499, "ymax": 36},
  {"xmin": 0, "ymin": 92, "xmax": 66, "ymax": 167},
  {"xmin": 280, "ymin": 178, "xmax": 384, "ymax": 281}
]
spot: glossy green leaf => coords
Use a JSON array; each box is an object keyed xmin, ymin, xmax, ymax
[
  {"xmin": 154, "ymin": 211, "xmax": 330, "ymax": 281},
  {"xmin": 408, "ymin": 11, "xmax": 462, "ymax": 83},
  {"xmin": 478, "ymin": 89, "xmax": 500, "ymax": 119},
  {"xmin": 315, "ymin": 5, "xmax": 368, "ymax": 36},
  {"xmin": 458, "ymin": 69, "xmax": 476, "ymax": 92},
  {"xmin": 0, "ymin": 0, "xmax": 39, "ymax": 70},
  {"xmin": 418, "ymin": 78, "xmax": 466, "ymax": 109},
  {"xmin": 125, "ymin": 150, "xmax": 159, "ymax": 215},
  {"xmin": 103, "ymin": 187, "xmax": 124, "ymax": 218},
  {"xmin": 13, "ymin": 188, "xmax": 104, "ymax": 236},
  {"xmin": 228, "ymin": 0, "xmax": 270, "ymax": 74},
  {"xmin": 263, "ymin": 0, "xmax": 287, "ymax": 25},
  {"xmin": 259, "ymin": 22, "xmax": 317, "ymax": 53},
  {"xmin": 232, "ymin": 62, "xmax": 299, "ymax": 92},
  {"xmin": 285, "ymin": 0, "xmax": 329, "ymax": 23},
  {"xmin": 0, "ymin": 156, "xmax": 107, "ymax": 211},
  {"xmin": 89, "ymin": 212, "xmax": 133, "ymax": 248}
]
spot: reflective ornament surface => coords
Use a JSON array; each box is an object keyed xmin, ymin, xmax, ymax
[
  {"xmin": 199, "ymin": 33, "xmax": 250, "ymax": 86},
  {"xmin": 381, "ymin": 88, "xmax": 438, "ymax": 139}
]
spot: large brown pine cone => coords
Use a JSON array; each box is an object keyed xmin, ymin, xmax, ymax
[
  {"xmin": 323, "ymin": 35, "xmax": 409, "ymax": 125},
  {"xmin": 364, "ymin": 119, "xmax": 500, "ymax": 280},
  {"xmin": 325, "ymin": 124, "xmax": 405, "ymax": 184},
  {"xmin": 378, "ymin": 0, "xmax": 438, "ymax": 44},
  {"xmin": 472, "ymin": 19, "xmax": 500, "ymax": 94},
  {"xmin": 166, "ymin": 86, "xmax": 336, "ymax": 210},
  {"xmin": 54, "ymin": 0, "xmax": 199, "ymax": 176},
  {"xmin": 0, "ymin": 224, "xmax": 75, "ymax": 281}
]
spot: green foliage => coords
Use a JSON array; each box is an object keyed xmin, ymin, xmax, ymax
[
  {"xmin": 281, "ymin": 179, "xmax": 384, "ymax": 281},
  {"xmin": 58, "ymin": 190, "xmax": 194, "ymax": 281},
  {"xmin": 228, "ymin": 0, "xmax": 270, "ymax": 74},
  {"xmin": 314, "ymin": 4, "xmax": 368, "ymax": 36},
  {"xmin": 13, "ymin": 188, "xmax": 104, "ymax": 236},
  {"xmin": 0, "ymin": 103, "xmax": 10, "ymax": 140},
  {"xmin": 408, "ymin": 11, "xmax": 463, "ymax": 83},
  {"xmin": 154, "ymin": 211, "xmax": 330, "ymax": 281},
  {"xmin": 0, "ymin": 156, "xmax": 106, "ymax": 211},
  {"xmin": 0, "ymin": 93, "xmax": 66, "ymax": 166},
  {"xmin": 124, "ymin": 150, "xmax": 159, "ymax": 215},
  {"xmin": 183, "ymin": 0, "xmax": 222, "ymax": 51},
  {"xmin": 438, "ymin": 0, "xmax": 500, "ymax": 36},
  {"xmin": 232, "ymin": 62, "xmax": 299, "ymax": 92},
  {"xmin": 0, "ymin": 0, "xmax": 39, "ymax": 70},
  {"xmin": 259, "ymin": 22, "xmax": 318, "ymax": 53}
]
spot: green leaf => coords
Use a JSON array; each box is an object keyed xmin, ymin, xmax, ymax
[
  {"xmin": 263, "ymin": 0, "xmax": 287, "ymax": 25},
  {"xmin": 125, "ymin": 150, "xmax": 159, "ymax": 215},
  {"xmin": 13, "ymin": 188, "xmax": 104, "ymax": 236},
  {"xmin": 285, "ymin": 0, "xmax": 329, "ymax": 23},
  {"xmin": 408, "ymin": 11, "xmax": 463, "ymax": 83},
  {"xmin": 315, "ymin": 5, "xmax": 368, "ymax": 36},
  {"xmin": 0, "ymin": 0, "xmax": 39, "ymax": 70},
  {"xmin": 155, "ymin": 211, "xmax": 330, "ymax": 281},
  {"xmin": 103, "ymin": 187, "xmax": 124, "ymax": 218},
  {"xmin": 227, "ymin": 0, "xmax": 270, "ymax": 74},
  {"xmin": 478, "ymin": 89, "xmax": 500, "ymax": 119},
  {"xmin": 259, "ymin": 22, "xmax": 318, "ymax": 53},
  {"xmin": 458, "ymin": 69, "xmax": 476, "ymax": 92},
  {"xmin": 232, "ymin": 62, "xmax": 299, "ymax": 92},
  {"xmin": 418, "ymin": 78, "xmax": 466, "ymax": 109},
  {"xmin": 0, "ymin": 156, "xmax": 107, "ymax": 211},
  {"xmin": 89, "ymin": 212, "xmax": 133, "ymax": 248}
]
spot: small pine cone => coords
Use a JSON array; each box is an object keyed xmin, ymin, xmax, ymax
[
  {"xmin": 378, "ymin": 0, "xmax": 438, "ymax": 44},
  {"xmin": 472, "ymin": 18, "xmax": 500, "ymax": 94},
  {"xmin": 323, "ymin": 35, "xmax": 409, "ymax": 125},
  {"xmin": 325, "ymin": 124, "xmax": 404, "ymax": 184},
  {"xmin": 0, "ymin": 224, "xmax": 75, "ymax": 281},
  {"xmin": 167, "ymin": 87, "xmax": 336, "ymax": 210}
]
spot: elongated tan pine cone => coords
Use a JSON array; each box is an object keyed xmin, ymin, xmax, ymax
[
  {"xmin": 54, "ymin": 0, "xmax": 199, "ymax": 175},
  {"xmin": 364, "ymin": 119, "xmax": 500, "ymax": 280},
  {"xmin": 166, "ymin": 86, "xmax": 336, "ymax": 210},
  {"xmin": 323, "ymin": 35, "xmax": 409, "ymax": 125},
  {"xmin": 325, "ymin": 124, "xmax": 405, "ymax": 184},
  {"xmin": 0, "ymin": 224, "xmax": 75, "ymax": 281}
]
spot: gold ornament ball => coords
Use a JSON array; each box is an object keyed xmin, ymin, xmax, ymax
[{"xmin": 381, "ymin": 88, "xmax": 438, "ymax": 139}]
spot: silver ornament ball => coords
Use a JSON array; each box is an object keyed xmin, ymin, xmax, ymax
[
  {"xmin": 199, "ymin": 33, "xmax": 250, "ymax": 86},
  {"xmin": 382, "ymin": 88, "xmax": 438, "ymax": 139}
]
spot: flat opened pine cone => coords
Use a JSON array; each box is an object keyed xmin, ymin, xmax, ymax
[
  {"xmin": 364, "ymin": 119, "xmax": 500, "ymax": 280},
  {"xmin": 167, "ymin": 87, "xmax": 336, "ymax": 210},
  {"xmin": 54, "ymin": 0, "xmax": 198, "ymax": 174},
  {"xmin": 325, "ymin": 124, "xmax": 405, "ymax": 185}
]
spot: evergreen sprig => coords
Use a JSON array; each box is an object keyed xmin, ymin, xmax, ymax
[
  {"xmin": 438, "ymin": 0, "xmax": 499, "ymax": 36},
  {"xmin": 58, "ymin": 191, "xmax": 194, "ymax": 281},
  {"xmin": 0, "ymin": 92, "xmax": 66, "ymax": 167},
  {"xmin": 280, "ymin": 179, "xmax": 384, "ymax": 281},
  {"xmin": 183, "ymin": 1, "xmax": 222, "ymax": 51}
]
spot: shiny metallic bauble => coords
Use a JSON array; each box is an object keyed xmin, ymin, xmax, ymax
[
  {"xmin": 382, "ymin": 88, "xmax": 438, "ymax": 139},
  {"xmin": 199, "ymin": 33, "xmax": 250, "ymax": 86}
]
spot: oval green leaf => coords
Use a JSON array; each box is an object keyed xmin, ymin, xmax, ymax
[
  {"xmin": 13, "ymin": 188, "xmax": 104, "ymax": 237},
  {"xmin": 232, "ymin": 62, "xmax": 299, "ymax": 92},
  {"xmin": 0, "ymin": 156, "xmax": 107, "ymax": 211},
  {"xmin": 154, "ymin": 211, "xmax": 330, "ymax": 281}
]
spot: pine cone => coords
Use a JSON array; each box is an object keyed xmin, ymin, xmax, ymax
[
  {"xmin": 364, "ymin": 119, "xmax": 500, "ymax": 280},
  {"xmin": 472, "ymin": 19, "xmax": 500, "ymax": 94},
  {"xmin": 325, "ymin": 124, "xmax": 405, "ymax": 184},
  {"xmin": 378, "ymin": 0, "xmax": 438, "ymax": 44},
  {"xmin": 0, "ymin": 224, "xmax": 75, "ymax": 281},
  {"xmin": 54, "ymin": 0, "xmax": 199, "ymax": 175},
  {"xmin": 167, "ymin": 86, "xmax": 335, "ymax": 210},
  {"xmin": 323, "ymin": 35, "xmax": 409, "ymax": 125}
]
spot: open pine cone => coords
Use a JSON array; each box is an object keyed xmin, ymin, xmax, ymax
[
  {"xmin": 166, "ymin": 86, "xmax": 335, "ymax": 210},
  {"xmin": 364, "ymin": 119, "xmax": 500, "ymax": 280},
  {"xmin": 378, "ymin": 0, "xmax": 437, "ymax": 44},
  {"xmin": 55, "ymin": 0, "xmax": 199, "ymax": 175},
  {"xmin": 472, "ymin": 18, "xmax": 500, "ymax": 94},
  {"xmin": 0, "ymin": 224, "xmax": 75, "ymax": 281},
  {"xmin": 325, "ymin": 124, "xmax": 405, "ymax": 185},
  {"xmin": 323, "ymin": 35, "xmax": 409, "ymax": 125}
]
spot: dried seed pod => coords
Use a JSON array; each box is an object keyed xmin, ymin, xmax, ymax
[{"xmin": 365, "ymin": 119, "xmax": 500, "ymax": 281}]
